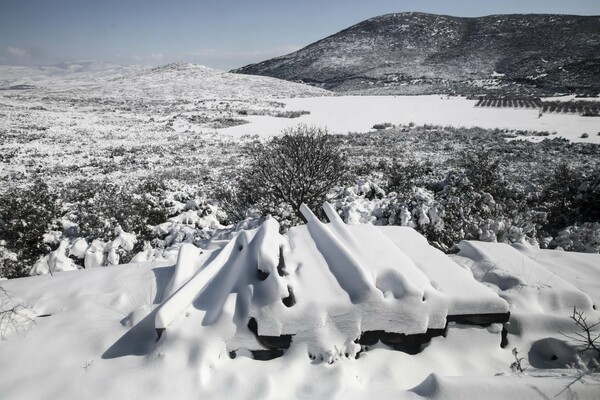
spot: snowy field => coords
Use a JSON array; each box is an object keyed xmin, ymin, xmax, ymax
[
  {"xmin": 1, "ymin": 64, "xmax": 599, "ymax": 399},
  {"xmin": 2, "ymin": 64, "xmax": 599, "ymax": 188},
  {"xmin": 222, "ymin": 95, "xmax": 600, "ymax": 143}
]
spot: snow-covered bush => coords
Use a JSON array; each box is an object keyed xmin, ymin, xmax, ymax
[
  {"xmin": 550, "ymin": 223, "xmax": 600, "ymax": 253},
  {"xmin": 386, "ymin": 159, "xmax": 434, "ymax": 200},
  {"xmin": 462, "ymin": 149, "xmax": 504, "ymax": 196},
  {"xmin": 63, "ymin": 179, "xmax": 169, "ymax": 258},
  {"xmin": 542, "ymin": 163, "xmax": 600, "ymax": 243},
  {"xmin": 429, "ymin": 171, "xmax": 547, "ymax": 250},
  {"xmin": 0, "ymin": 181, "xmax": 61, "ymax": 278},
  {"xmin": 27, "ymin": 178, "xmax": 233, "ymax": 275}
]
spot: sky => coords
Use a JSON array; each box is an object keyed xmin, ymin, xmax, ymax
[{"xmin": 1, "ymin": 0, "xmax": 599, "ymax": 70}]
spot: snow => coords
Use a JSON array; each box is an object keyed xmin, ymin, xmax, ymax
[
  {"xmin": 5, "ymin": 205, "xmax": 598, "ymax": 399},
  {"xmin": 29, "ymin": 240, "xmax": 77, "ymax": 275},
  {"xmin": 2, "ymin": 63, "xmax": 600, "ymax": 399},
  {"xmin": 512, "ymin": 244, "xmax": 600, "ymax": 308},
  {"xmin": 0, "ymin": 63, "xmax": 329, "ymax": 100},
  {"xmin": 379, "ymin": 228, "xmax": 508, "ymax": 316},
  {"xmin": 221, "ymin": 95, "xmax": 600, "ymax": 143},
  {"xmin": 454, "ymin": 241, "xmax": 594, "ymax": 314}
]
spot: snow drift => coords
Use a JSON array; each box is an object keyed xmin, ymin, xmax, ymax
[{"xmin": 0, "ymin": 204, "xmax": 599, "ymax": 400}]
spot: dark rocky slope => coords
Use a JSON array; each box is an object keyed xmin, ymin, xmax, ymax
[{"xmin": 234, "ymin": 13, "xmax": 600, "ymax": 95}]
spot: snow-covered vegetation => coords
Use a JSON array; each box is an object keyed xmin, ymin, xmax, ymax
[
  {"xmin": 1, "ymin": 116, "xmax": 599, "ymax": 279},
  {"xmin": 1, "ymin": 62, "xmax": 600, "ymax": 399}
]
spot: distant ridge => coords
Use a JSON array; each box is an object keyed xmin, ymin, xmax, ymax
[{"xmin": 233, "ymin": 13, "xmax": 600, "ymax": 95}]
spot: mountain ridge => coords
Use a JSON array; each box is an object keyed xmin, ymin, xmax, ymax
[{"xmin": 233, "ymin": 12, "xmax": 600, "ymax": 95}]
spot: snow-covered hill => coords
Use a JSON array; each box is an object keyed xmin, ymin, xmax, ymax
[
  {"xmin": 0, "ymin": 62, "xmax": 330, "ymax": 99},
  {"xmin": 234, "ymin": 13, "xmax": 600, "ymax": 96},
  {"xmin": 0, "ymin": 62, "xmax": 144, "ymax": 90},
  {"xmin": 1, "ymin": 205, "xmax": 598, "ymax": 399},
  {"xmin": 95, "ymin": 63, "xmax": 330, "ymax": 100}
]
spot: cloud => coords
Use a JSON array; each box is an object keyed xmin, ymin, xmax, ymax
[
  {"xmin": 150, "ymin": 52, "xmax": 163, "ymax": 61},
  {"xmin": 184, "ymin": 45, "xmax": 302, "ymax": 61},
  {"xmin": 6, "ymin": 46, "xmax": 28, "ymax": 58},
  {"xmin": 180, "ymin": 44, "xmax": 302, "ymax": 70}
]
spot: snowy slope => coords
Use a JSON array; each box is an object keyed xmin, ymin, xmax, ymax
[
  {"xmin": 0, "ymin": 62, "xmax": 144, "ymax": 90},
  {"xmin": 0, "ymin": 62, "xmax": 330, "ymax": 99},
  {"xmin": 92, "ymin": 63, "xmax": 330, "ymax": 100},
  {"xmin": 1, "ymin": 206, "xmax": 598, "ymax": 399}
]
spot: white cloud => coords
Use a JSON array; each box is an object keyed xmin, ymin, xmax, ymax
[
  {"xmin": 180, "ymin": 44, "xmax": 303, "ymax": 70},
  {"xmin": 6, "ymin": 46, "xmax": 28, "ymax": 58},
  {"xmin": 150, "ymin": 52, "xmax": 164, "ymax": 61},
  {"xmin": 132, "ymin": 54, "xmax": 142, "ymax": 61},
  {"xmin": 184, "ymin": 45, "xmax": 302, "ymax": 61}
]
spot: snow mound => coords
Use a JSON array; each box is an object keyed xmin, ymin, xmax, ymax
[
  {"xmin": 1, "ymin": 208, "xmax": 599, "ymax": 399},
  {"xmin": 155, "ymin": 203, "xmax": 508, "ymax": 360},
  {"xmin": 454, "ymin": 241, "xmax": 594, "ymax": 314}
]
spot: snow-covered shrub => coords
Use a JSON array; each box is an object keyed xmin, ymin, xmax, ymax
[
  {"xmin": 543, "ymin": 162, "xmax": 581, "ymax": 230},
  {"xmin": 550, "ymin": 223, "xmax": 600, "ymax": 253},
  {"xmin": 386, "ymin": 159, "xmax": 434, "ymax": 200},
  {"xmin": 462, "ymin": 149, "xmax": 504, "ymax": 196},
  {"xmin": 0, "ymin": 181, "xmax": 61, "ymax": 278},
  {"xmin": 213, "ymin": 177, "xmax": 260, "ymax": 225},
  {"xmin": 242, "ymin": 124, "xmax": 349, "ymax": 224},
  {"xmin": 542, "ymin": 163, "xmax": 600, "ymax": 241},
  {"xmin": 60, "ymin": 179, "xmax": 170, "ymax": 264},
  {"xmin": 64, "ymin": 179, "xmax": 168, "ymax": 241}
]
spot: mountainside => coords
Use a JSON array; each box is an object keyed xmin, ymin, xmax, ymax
[{"xmin": 233, "ymin": 13, "xmax": 600, "ymax": 95}]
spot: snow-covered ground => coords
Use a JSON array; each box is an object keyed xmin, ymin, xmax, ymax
[
  {"xmin": 1, "ymin": 210, "xmax": 598, "ymax": 399},
  {"xmin": 2, "ymin": 63, "xmax": 599, "ymax": 399},
  {"xmin": 2, "ymin": 64, "xmax": 598, "ymax": 188},
  {"xmin": 222, "ymin": 95, "xmax": 600, "ymax": 143}
]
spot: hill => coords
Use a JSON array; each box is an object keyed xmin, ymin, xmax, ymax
[
  {"xmin": 233, "ymin": 13, "xmax": 600, "ymax": 95},
  {"xmin": 0, "ymin": 62, "xmax": 330, "ymax": 99}
]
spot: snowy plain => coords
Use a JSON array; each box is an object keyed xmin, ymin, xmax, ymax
[
  {"xmin": 1, "ymin": 63, "xmax": 600, "ymax": 399},
  {"xmin": 222, "ymin": 95, "xmax": 600, "ymax": 143}
]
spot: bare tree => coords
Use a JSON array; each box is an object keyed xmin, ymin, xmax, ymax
[{"xmin": 245, "ymin": 125, "xmax": 348, "ymax": 222}]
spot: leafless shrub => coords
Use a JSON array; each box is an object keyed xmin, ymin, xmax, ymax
[
  {"xmin": 244, "ymin": 124, "xmax": 349, "ymax": 222},
  {"xmin": 563, "ymin": 307, "xmax": 600, "ymax": 362},
  {"xmin": 510, "ymin": 347, "xmax": 525, "ymax": 372},
  {"xmin": 0, "ymin": 286, "xmax": 34, "ymax": 339}
]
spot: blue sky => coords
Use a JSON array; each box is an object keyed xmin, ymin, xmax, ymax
[{"xmin": 1, "ymin": 0, "xmax": 599, "ymax": 70}]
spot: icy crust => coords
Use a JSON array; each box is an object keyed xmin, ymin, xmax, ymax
[
  {"xmin": 155, "ymin": 204, "xmax": 508, "ymax": 359},
  {"xmin": 455, "ymin": 241, "xmax": 594, "ymax": 314}
]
